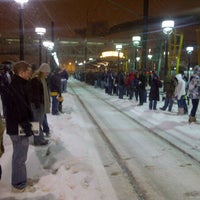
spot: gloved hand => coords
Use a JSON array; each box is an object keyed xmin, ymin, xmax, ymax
[{"xmin": 20, "ymin": 121, "xmax": 33, "ymax": 137}]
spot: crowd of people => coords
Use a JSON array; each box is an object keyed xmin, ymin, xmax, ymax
[
  {"xmin": 0, "ymin": 60, "xmax": 68, "ymax": 193},
  {"xmin": 75, "ymin": 66, "xmax": 200, "ymax": 122}
]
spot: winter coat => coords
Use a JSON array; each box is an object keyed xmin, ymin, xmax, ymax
[
  {"xmin": 118, "ymin": 72, "xmax": 125, "ymax": 86},
  {"xmin": 28, "ymin": 76, "xmax": 44, "ymax": 109},
  {"xmin": 138, "ymin": 73, "xmax": 146, "ymax": 90},
  {"xmin": 149, "ymin": 74, "xmax": 162, "ymax": 101},
  {"xmin": 60, "ymin": 69, "xmax": 69, "ymax": 80},
  {"xmin": 163, "ymin": 75, "xmax": 176, "ymax": 98},
  {"xmin": 188, "ymin": 65, "xmax": 200, "ymax": 99},
  {"xmin": 6, "ymin": 74, "xmax": 33, "ymax": 136},
  {"xmin": 131, "ymin": 76, "xmax": 139, "ymax": 91},
  {"xmin": 49, "ymin": 72, "xmax": 61, "ymax": 96},
  {"xmin": 28, "ymin": 73, "xmax": 50, "ymax": 113},
  {"xmin": 127, "ymin": 72, "xmax": 134, "ymax": 86},
  {"xmin": 174, "ymin": 74, "xmax": 186, "ymax": 100}
]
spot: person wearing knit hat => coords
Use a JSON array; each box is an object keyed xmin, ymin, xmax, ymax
[
  {"xmin": 28, "ymin": 63, "xmax": 51, "ymax": 145},
  {"xmin": 37, "ymin": 63, "xmax": 51, "ymax": 73}
]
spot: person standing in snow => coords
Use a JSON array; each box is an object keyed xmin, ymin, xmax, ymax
[
  {"xmin": 28, "ymin": 63, "xmax": 51, "ymax": 145},
  {"xmin": 138, "ymin": 70, "xmax": 147, "ymax": 105},
  {"xmin": 49, "ymin": 68, "xmax": 62, "ymax": 115},
  {"xmin": 6, "ymin": 61, "xmax": 35, "ymax": 193},
  {"xmin": 174, "ymin": 73, "xmax": 188, "ymax": 115},
  {"xmin": 188, "ymin": 65, "xmax": 200, "ymax": 123},
  {"xmin": 148, "ymin": 71, "xmax": 162, "ymax": 110},
  {"xmin": 160, "ymin": 75, "xmax": 176, "ymax": 112},
  {"xmin": 60, "ymin": 68, "xmax": 68, "ymax": 93},
  {"xmin": 127, "ymin": 71, "xmax": 134, "ymax": 100}
]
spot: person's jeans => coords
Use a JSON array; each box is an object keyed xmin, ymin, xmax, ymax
[
  {"xmin": 133, "ymin": 89, "xmax": 138, "ymax": 101},
  {"xmin": 118, "ymin": 85, "xmax": 124, "ymax": 99},
  {"xmin": 162, "ymin": 97, "xmax": 174, "ymax": 111},
  {"xmin": 178, "ymin": 95, "xmax": 188, "ymax": 114},
  {"xmin": 61, "ymin": 79, "xmax": 67, "ymax": 92},
  {"xmin": 139, "ymin": 88, "xmax": 145, "ymax": 105},
  {"xmin": 31, "ymin": 104, "xmax": 45, "ymax": 144},
  {"xmin": 42, "ymin": 114, "xmax": 49, "ymax": 133},
  {"xmin": 52, "ymin": 96, "xmax": 59, "ymax": 115},
  {"xmin": 149, "ymin": 100, "xmax": 157, "ymax": 110},
  {"xmin": 190, "ymin": 99, "xmax": 199, "ymax": 117},
  {"xmin": 10, "ymin": 135, "xmax": 29, "ymax": 189}
]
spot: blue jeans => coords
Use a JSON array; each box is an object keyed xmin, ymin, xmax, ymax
[
  {"xmin": 118, "ymin": 85, "xmax": 124, "ymax": 99},
  {"xmin": 61, "ymin": 79, "xmax": 67, "ymax": 92},
  {"xmin": 162, "ymin": 97, "xmax": 174, "ymax": 111},
  {"xmin": 31, "ymin": 104, "xmax": 45, "ymax": 144},
  {"xmin": 190, "ymin": 99, "xmax": 199, "ymax": 117},
  {"xmin": 139, "ymin": 88, "xmax": 145, "ymax": 105},
  {"xmin": 149, "ymin": 100, "xmax": 157, "ymax": 110},
  {"xmin": 10, "ymin": 135, "xmax": 29, "ymax": 189},
  {"xmin": 42, "ymin": 114, "xmax": 49, "ymax": 133},
  {"xmin": 178, "ymin": 95, "xmax": 188, "ymax": 114},
  {"xmin": 52, "ymin": 96, "xmax": 59, "ymax": 115}
]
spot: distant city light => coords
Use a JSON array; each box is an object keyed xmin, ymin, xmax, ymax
[{"xmin": 101, "ymin": 51, "xmax": 124, "ymax": 58}]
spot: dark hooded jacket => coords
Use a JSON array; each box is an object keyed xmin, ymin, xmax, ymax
[{"xmin": 6, "ymin": 74, "xmax": 33, "ymax": 136}]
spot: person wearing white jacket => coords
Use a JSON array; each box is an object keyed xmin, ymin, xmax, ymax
[
  {"xmin": 188, "ymin": 65, "xmax": 200, "ymax": 122},
  {"xmin": 174, "ymin": 73, "xmax": 188, "ymax": 115}
]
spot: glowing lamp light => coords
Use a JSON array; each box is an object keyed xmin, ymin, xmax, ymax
[
  {"xmin": 15, "ymin": 0, "xmax": 29, "ymax": 6},
  {"xmin": 101, "ymin": 51, "xmax": 124, "ymax": 58},
  {"xmin": 136, "ymin": 57, "xmax": 140, "ymax": 62},
  {"xmin": 186, "ymin": 46, "xmax": 194, "ymax": 54},
  {"xmin": 132, "ymin": 36, "xmax": 141, "ymax": 46},
  {"xmin": 115, "ymin": 44, "xmax": 122, "ymax": 51},
  {"xmin": 148, "ymin": 54, "xmax": 152, "ymax": 59},
  {"xmin": 43, "ymin": 40, "xmax": 54, "ymax": 51},
  {"xmin": 162, "ymin": 20, "xmax": 174, "ymax": 35},
  {"xmin": 35, "ymin": 27, "xmax": 46, "ymax": 35}
]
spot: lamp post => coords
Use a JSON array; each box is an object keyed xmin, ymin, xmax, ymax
[
  {"xmin": 116, "ymin": 44, "xmax": 122, "ymax": 72},
  {"xmin": 35, "ymin": 27, "xmax": 46, "ymax": 65},
  {"xmin": 14, "ymin": 0, "xmax": 29, "ymax": 60},
  {"xmin": 43, "ymin": 40, "xmax": 54, "ymax": 63},
  {"xmin": 132, "ymin": 36, "xmax": 141, "ymax": 71},
  {"xmin": 162, "ymin": 20, "xmax": 174, "ymax": 76},
  {"xmin": 186, "ymin": 46, "xmax": 194, "ymax": 80},
  {"xmin": 147, "ymin": 54, "xmax": 153, "ymax": 71}
]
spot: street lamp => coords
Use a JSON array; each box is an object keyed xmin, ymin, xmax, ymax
[
  {"xmin": 147, "ymin": 48, "xmax": 153, "ymax": 72},
  {"xmin": 35, "ymin": 27, "xmax": 46, "ymax": 65},
  {"xmin": 162, "ymin": 20, "xmax": 174, "ymax": 76},
  {"xmin": 132, "ymin": 36, "xmax": 141, "ymax": 70},
  {"xmin": 116, "ymin": 44, "xmax": 122, "ymax": 72},
  {"xmin": 186, "ymin": 46, "xmax": 194, "ymax": 80},
  {"xmin": 43, "ymin": 40, "xmax": 54, "ymax": 63},
  {"xmin": 14, "ymin": 0, "xmax": 29, "ymax": 60}
]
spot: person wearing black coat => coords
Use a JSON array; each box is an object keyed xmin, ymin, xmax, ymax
[
  {"xmin": 49, "ymin": 68, "xmax": 62, "ymax": 115},
  {"xmin": 148, "ymin": 72, "xmax": 162, "ymax": 110},
  {"xmin": 6, "ymin": 61, "xmax": 35, "ymax": 192},
  {"xmin": 138, "ymin": 70, "xmax": 147, "ymax": 105}
]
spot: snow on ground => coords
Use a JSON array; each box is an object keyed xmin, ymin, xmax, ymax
[{"xmin": 0, "ymin": 78, "xmax": 199, "ymax": 200}]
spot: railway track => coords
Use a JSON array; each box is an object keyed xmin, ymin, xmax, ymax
[{"xmin": 69, "ymin": 80, "xmax": 200, "ymax": 200}]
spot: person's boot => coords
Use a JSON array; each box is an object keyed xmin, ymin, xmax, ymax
[
  {"xmin": 177, "ymin": 108, "xmax": 184, "ymax": 115},
  {"xmin": 189, "ymin": 115, "xmax": 196, "ymax": 123},
  {"xmin": 160, "ymin": 107, "xmax": 166, "ymax": 111}
]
